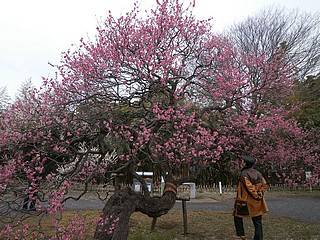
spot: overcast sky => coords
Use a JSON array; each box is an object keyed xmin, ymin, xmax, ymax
[{"xmin": 0, "ymin": 0, "xmax": 319, "ymax": 98}]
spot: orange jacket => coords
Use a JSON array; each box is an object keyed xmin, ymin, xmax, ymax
[{"xmin": 234, "ymin": 167, "xmax": 269, "ymax": 217}]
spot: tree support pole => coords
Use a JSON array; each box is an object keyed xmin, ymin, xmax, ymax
[
  {"xmin": 182, "ymin": 199, "xmax": 188, "ymax": 235},
  {"xmin": 151, "ymin": 217, "xmax": 157, "ymax": 231}
]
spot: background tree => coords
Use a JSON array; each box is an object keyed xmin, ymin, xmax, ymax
[
  {"xmin": 225, "ymin": 8, "xmax": 320, "ymax": 184},
  {"xmin": 0, "ymin": 1, "xmax": 318, "ymax": 239},
  {"xmin": 15, "ymin": 78, "xmax": 34, "ymax": 101},
  {"xmin": 227, "ymin": 7, "xmax": 320, "ymax": 79},
  {"xmin": 0, "ymin": 86, "xmax": 10, "ymax": 113},
  {"xmin": 291, "ymin": 74, "xmax": 320, "ymax": 129},
  {"xmin": 288, "ymin": 74, "xmax": 320, "ymax": 184}
]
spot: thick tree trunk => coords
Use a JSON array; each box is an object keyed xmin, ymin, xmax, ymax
[{"xmin": 94, "ymin": 184, "xmax": 177, "ymax": 240}]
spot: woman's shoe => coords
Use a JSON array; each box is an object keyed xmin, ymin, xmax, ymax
[{"xmin": 233, "ymin": 236, "xmax": 247, "ymax": 240}]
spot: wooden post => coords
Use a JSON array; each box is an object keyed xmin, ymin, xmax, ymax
[
  {"xmin": 151, "ymin": 217, "xmax": 157, "ymax": 231},
  {"xmin": 182, "ymin": 200, "xmax": 188, "ymax": 235}
]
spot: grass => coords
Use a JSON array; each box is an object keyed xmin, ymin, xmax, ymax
[
  {"xmin": 9, "ymin": 209, "xmax": 319, "ymax": 240},
  {"xmin": 129, "ymin": 210, "xmax": 320, "ymax": 240},
  {"xmin": 195, "ymin": 189, "xmax": 320, "ymax": 200}
]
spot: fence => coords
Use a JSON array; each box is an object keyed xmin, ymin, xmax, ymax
[
  {"xmin": 197, "ymin": 184, "xmax": 236, "ymax": 193},
  {"xmin": 70, "ymin": 183, "xmax": 115, "ymax": 192},
  {"xmin": 69, "ymin": 182, "xmax": 320, "ymax": 195},
  {"xmin": 196, "ymin": 183, "xmax": 320, "ymax": 192},
  {"xmin": 268, "ymin": 184, "xmax": 320, "ymax": 192}
]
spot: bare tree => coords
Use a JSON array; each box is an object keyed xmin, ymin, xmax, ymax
[
  {"xmin": 0, "ymin": 86, "xmax": 10, "ymax": 112},
  {"xmin": 227, "ymin": 7, "xmax": 320, "ymax": 78},
  {"xmin": 15, "ymin": 78, "xmax": 34, "ymax": 101}
]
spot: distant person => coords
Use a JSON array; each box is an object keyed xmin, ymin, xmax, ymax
[
  {"xmin": 22, "ymin": 195, "xmax": 36, "ymax": 211},
  {"xmin": 22, "ymin": 182, "xmax": 37, "ymax": 211},
  {"xmin": 233, "ymin": 155, "xmax": 269, "ymax": 240}
]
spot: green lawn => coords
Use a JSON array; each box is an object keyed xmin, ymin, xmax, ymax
[
  {"xmin": 129, "ymin": 210, "xmax": 320, "ymax": 240},
  {"xmin": 9, "ymin": 209, "xmax": 318, "ymax": 240}
]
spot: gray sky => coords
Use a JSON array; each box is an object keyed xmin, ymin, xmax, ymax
[{"xmin": 0, "ymin": 0, "xmax": 319, "ymax": 98}]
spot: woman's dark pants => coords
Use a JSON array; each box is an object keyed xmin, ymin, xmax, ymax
[{"xmin": 234, "ymin": 215, "xmax": 263, "ymax": 240}]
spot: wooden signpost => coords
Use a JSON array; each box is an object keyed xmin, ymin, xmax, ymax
[{"xmin": 151, "ymin": 184, "xmax": 191, "ymax": 235}]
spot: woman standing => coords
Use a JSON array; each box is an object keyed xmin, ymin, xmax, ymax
[{"xmin": 233, "ymin": 155, "xmax": 269, "ymax": 240}]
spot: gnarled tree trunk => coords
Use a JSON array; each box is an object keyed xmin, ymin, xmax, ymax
[{"xmin": 94, "ymin": 183, "xmax": 177, "ymax": 240}]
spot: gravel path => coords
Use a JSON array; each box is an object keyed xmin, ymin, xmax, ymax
[
  {"xmin": 64, "ymin": 195, "xmax": 320, "ymax": 223},
  {"xmin": 265, "ymin": 196, "xmax": 320, "ymax": 222},
  {"xmin": 174, "ymin": 196, "xmax": 320, "ymax": 222}
]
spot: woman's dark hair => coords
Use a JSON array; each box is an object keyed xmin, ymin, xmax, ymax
[{"xmin": 241, "ymin": 155, "xmax": 256, "ymax": 168}]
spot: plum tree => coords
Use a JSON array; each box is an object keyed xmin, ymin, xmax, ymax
[{"xmin": 0, "ymin": 1, "xmax": 317, "ymax": 239}]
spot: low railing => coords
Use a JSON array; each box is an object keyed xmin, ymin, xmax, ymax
[
  {"xmin": 68, "ymin": 182, "xmax": 320, "ymax": 196},
  {"xmin": 196, "ymin": 183, "xmax": 320, "ymax": 192}
]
